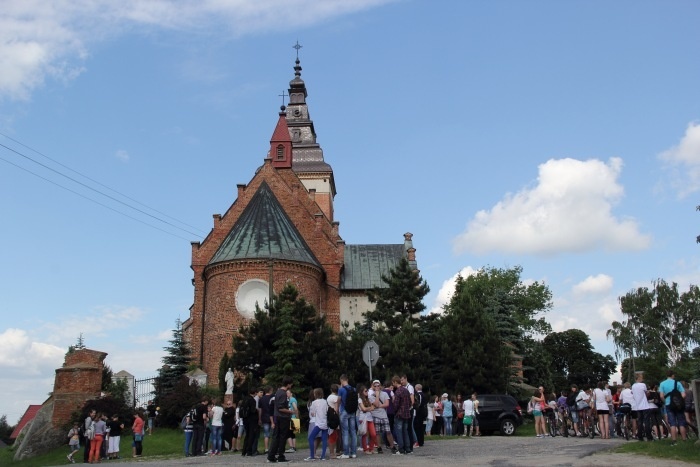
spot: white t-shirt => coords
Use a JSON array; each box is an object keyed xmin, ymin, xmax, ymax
[
  {"xmin": 310, "ymin": 398, "xmax": 328, "ymax": 430},
  {"xmin": 463, "ymin": 399, "xmax": 475, "ymax": 417},
  {"xmin": 211, "ymin": 405, "xmax": 224, "ymax": 426},
  {"xmin": 369, "ymin": 390, "xmax": 389, "ymax": 420},
  {"xmin": 620, "ymin": 388, "xmax": 635, "ymax": 408},
  {"xmin": 593, "ymin": 388, "xmax": 609, "ymax": 411},
  {"xmin": 575, "ymin": 390, "xmax": 590, "ymax": 406},
  {"xmin": 327, "ymin": 393, "xmax": 339, "ymax": 413},
  {"xmin": 631, "ymin": 382, "xmax": 650, "ymax": 410}
]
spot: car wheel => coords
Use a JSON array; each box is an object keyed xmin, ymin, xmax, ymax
[{"xmin": 500, "ymin": 419, "xmax": 516, "ymax": 436}]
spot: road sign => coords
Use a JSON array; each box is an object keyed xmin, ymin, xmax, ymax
[{"xmin": 362, "ymin": 340, "xmax": 380, "ymax": 368}]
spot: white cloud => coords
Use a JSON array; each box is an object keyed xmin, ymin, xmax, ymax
[
  {"xmin": 453, "ymin": 158, "xmax": 651, "ymax": 256},
  {"xmin": 427, "ymin": 266, "xmax": 478, "ymax": 314},
  {"xmin": 0, "ymin": 328, "xmax": 65, "ymax": 372},
  {"xmin": 0, "ymin": 0, "xmax": 394, "ymax": 101},
  {"xmin": 115, "ymin": 149, "xmax": 130, "ymax": 162},
  {"xmin": 658, "ymin": 122, "xmax": 700, "ymax": 198},
  {"xmin": 572, "ymin": 274, "xmax": 614, "ymax": 297}
]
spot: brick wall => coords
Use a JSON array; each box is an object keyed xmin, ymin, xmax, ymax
[{"xmin": 51, "ymin": 349, "xmax": 106, "ymax": 428}]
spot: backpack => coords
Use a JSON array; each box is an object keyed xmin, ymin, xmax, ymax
[
  {"xmin": 343, "ymin": 386, "xmax": 358, "ymax": 414},
  {"xmin": 527, "ymin": 400, "xmax": 534, "ymax": 414},
  {"xmin": 327, "ymin": 405, "xmax": 340, "ymax": 430},
  {"xmin": 85, "ymin": 421, "xmax": 95, "ymax": 440},
  {"xmin": 668, "ymin": 382, "xmax": 684, "ymax": 413},
  {"xmin": 239, "ymin": 397, "xmax": 251, "ymax": 419}
]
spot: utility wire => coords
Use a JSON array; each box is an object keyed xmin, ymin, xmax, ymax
[
  {"xmin": 0, "ymin": 140, "xmax": 205, "ymax": 239},
  {"xmin": 0, "ymin": 132, "xmax": 207, "ymax": 235},
  {"xmin": 0, "ymin": 154, "xmax": 193, "ymax": 242}
]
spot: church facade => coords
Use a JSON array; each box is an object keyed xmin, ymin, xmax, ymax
[{"xmin": 182, "ymin": 58, "xmax": 418, "ymax": 383}]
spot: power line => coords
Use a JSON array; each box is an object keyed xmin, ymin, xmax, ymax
[
  {"xmin": 0, "ymin": 138, "xmax": 207, "ymax": 239},
  {"xmin": 0, "ymin": 154, "xmax": 194, "ymax": 242}
]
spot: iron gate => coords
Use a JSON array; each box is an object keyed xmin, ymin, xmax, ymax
[{"xmin": 133, "ymin": 376, "xmax": 157, "ymax": 409}]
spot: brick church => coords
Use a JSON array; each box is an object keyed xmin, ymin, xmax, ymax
[{"xmin": 182, "ymin": 57, "xmax": 419, "ymax": 384}]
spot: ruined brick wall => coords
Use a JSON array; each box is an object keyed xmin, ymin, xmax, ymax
[
  {"xmin": 14, "ymin": 348, "xmax": 107, "ymax": 461},
  {"xmin": 51, "ymin": 348, "xmax": 106, "ymax": 428}
]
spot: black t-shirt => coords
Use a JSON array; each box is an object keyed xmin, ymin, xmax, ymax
[
  {"xmin": 107, "ymin": 420, "xmax": 122, "ymax": 437},
  {"xmin": 222, "ymin": 406, "xmax": 236, "ymax": 428},
  {"xmin": 260, "ymin": 394, "xmax": 272, "ymax": 422},
  {"xmin": 147, "ymin": 404, "xmax": 156, "ymax": 419},
  {"xmin": 274, "ymin": 388, "xmax": 290, "ymax": 420},
  {"xmin": 193, "ymin": 404, "xmax": 208, "ymax": 425}
]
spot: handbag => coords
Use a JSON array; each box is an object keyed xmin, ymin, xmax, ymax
[
  {"xmin": 290, "ymin": 418, "xmax": 300, "ymax": 434},
  {"xmin": 357, "ymin": 419, "xmax": 367, "ymax": 436}
]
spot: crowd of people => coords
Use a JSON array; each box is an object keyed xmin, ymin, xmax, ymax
[
  {"xmin": 181, "ymin": 373, "xmax": 487, "ymax": 462},
  {"xmin": 530, "ymin": 370, "xmax": 697, "ymax": 446},
  {"xmin": 73, "ymin": 409, "xmax": 143, "ymax": 464},
  {"xmin": 70, "ymin": 370, "xmax": 696, "ymax": 463}
]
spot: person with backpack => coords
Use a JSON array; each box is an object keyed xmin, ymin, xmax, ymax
[
  {"xmin": 413, "ymin": 385, "xmax": 428, "ymax": 446},
  {"xmin": 326, "ymin": 384, "xmax": 340, "ymax": 460},
  {"xmin": 659, "ymin": 370, "xmax": 687, "ymax": 444},
  {"xmin": 338, "ymin": 374, "xmax": 359, "ymax": 459}
]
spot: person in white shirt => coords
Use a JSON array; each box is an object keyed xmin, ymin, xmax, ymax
[
  {"xmin": 631, "ymin": 371, "xmax": 652, "ymax": 441},
  {"xmin": 592, "ymin": 382, "xmax": 611, "ymax": 439}
]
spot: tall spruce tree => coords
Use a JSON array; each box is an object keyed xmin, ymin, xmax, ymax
[
  {"xmin": 365, "ymin": 257, "xmax": 430, "ymax": 332},
  {"xmin": 156, "ymin": 318, "xmax": 192, "ymax": 395}
]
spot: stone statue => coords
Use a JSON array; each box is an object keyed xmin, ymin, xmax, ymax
[{"xmin": 225, "ymin": 368, "xmax": 234, "ymax": 394}]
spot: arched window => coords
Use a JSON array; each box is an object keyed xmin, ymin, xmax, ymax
[{"xmin": 276, "ymin": 145, "xmax": 285, "ymax": 160}]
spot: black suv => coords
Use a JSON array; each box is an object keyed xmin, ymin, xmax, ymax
[{"xmin": 475, "ymin": 394, "xmax": 523, "ymax": 436}]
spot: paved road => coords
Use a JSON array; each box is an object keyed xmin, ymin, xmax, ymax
[{"xmin": 80, "ymin": 436, "xmax": 697, "ymax": 466}]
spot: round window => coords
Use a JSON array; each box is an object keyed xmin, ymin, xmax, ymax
[{"xmin": 235, "ymin": 279, "xmax": 269, "ymax": 318}]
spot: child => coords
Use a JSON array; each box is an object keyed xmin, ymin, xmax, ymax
[{"xmin": 67, "ymin": 422, "xmax": 80, "ymax": 463}]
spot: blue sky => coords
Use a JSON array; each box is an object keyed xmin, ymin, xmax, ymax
[{"xmin": 1, "ymin": 0, "xmax": 699, "ymax": 424}]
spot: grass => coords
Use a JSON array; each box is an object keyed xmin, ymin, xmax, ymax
[
  {"xmin": 613, "ymin": 437, "xmax": 700, "ymax": 464},
  {"xmin": 0, "ymin": 428, "xmax": 311, "ymax": 466}
]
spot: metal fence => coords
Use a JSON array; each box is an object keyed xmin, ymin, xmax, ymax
[{"xmin": 133, "ymin": 376, "xmax": 157, "ymax": 409}]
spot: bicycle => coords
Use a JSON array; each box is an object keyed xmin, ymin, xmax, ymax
[{"xmin": 615, "ymin": 404, "xmax": 632, "ymax": 441}]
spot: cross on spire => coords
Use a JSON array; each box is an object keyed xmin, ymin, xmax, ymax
[
  {"xmin": 278, "ymin": 90, "xmax": 288, "ymax": 107},
  {"xmin": 293, "ymin": 40, "xmax": 303, "ymax": 59}
]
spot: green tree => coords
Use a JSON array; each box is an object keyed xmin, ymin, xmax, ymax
[
  {"xmin": 612, "ymin": 280, "xmax": 700, "ymax": 368},
  {"xmin": 443, "ymin": 266, "xmax": 552, "ymax": 392},
  {"xmin": 365, "ymin": 258, "xmax": 430, "ymax": 332},
  {"xmin": 521, "ymin": 337, "xmax": 553, "ymax": 392},
  {"xmin": 438, "ymin": 275, "xmax": 511, "ymax": 394},
  {"xmin": 542, "ymin": 329, "xmax": 616, "ymax": 389},
  {"xmin": 231, "ymin": 283, "xmax": 340, "ymax": 402},
  {"xmin": 156, "ymin": 318, "xmax": 192, "ymax": 396},
  {"xmin": 0, "ymin": 414, "xmax": 15, "ymax": 445}
]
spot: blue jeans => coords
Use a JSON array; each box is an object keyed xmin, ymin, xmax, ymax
[
  {"xmin": 211, "ymin": 425, "xmax": 222, "ymax": 452},
  {"xmin": 443, "ymin": 416, "xmax": 453, "ymax": 435},
  {"xmin": 394, "ymin": 417, "xmax": 411, "ymax": 453},
  {"xmin": 340, "ymin": 411, "xmax": 357, "ymax": 456},
  {"xmin": 184, "ymin": 430, "xmax": 193, "ymax": 455}
]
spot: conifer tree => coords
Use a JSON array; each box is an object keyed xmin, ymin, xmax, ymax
[
  {"xmin": 157, "ymin": 318, "xmax": 192, "ymax": 395},
  {"xmin": 365, "ymin": 257, "xmax": 430, "ymax": 332}
]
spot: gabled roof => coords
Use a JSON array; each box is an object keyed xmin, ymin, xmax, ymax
[
  {"xmin": 11, "ymin": 405, "xmax": 41, "ymax": 439},
  {"xmin": 341, "ymin": 244, "xmax": 406, "ymax": 290},
  {"xmin": 209, "ymin": 182, "xmax": 320, "ymax": 268}
]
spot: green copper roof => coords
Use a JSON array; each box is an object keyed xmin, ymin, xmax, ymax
[
  {"xmin": 209, "ymin": 182, "xmax": 320, "ymax": 267},
  {"xmin": 341, "ymin": 244, "xmax": 406, "ymax": 290}
]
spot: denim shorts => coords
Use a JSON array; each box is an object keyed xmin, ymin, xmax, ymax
[
  {"xmin": 667, "ymin": 409, "xmax": 687, "ymax": 427},
  {"xmin": 263, "ymin": 423, "xmax": 271, "ymax": 438}
]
